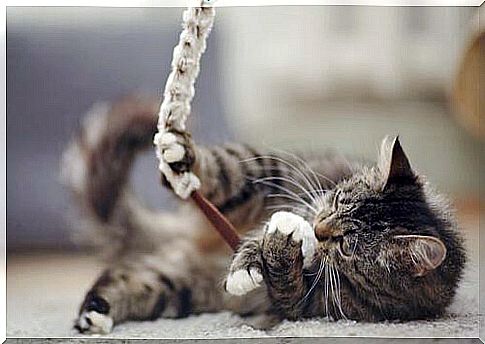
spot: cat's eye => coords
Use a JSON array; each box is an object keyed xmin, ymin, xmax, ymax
[{"xmin": 339, "ymin": 238, "xmax": 353, "ymax": 258}]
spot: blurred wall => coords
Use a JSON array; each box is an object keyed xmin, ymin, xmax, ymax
[
  {"xmin": 7, "ymin": 7, "xmax": 230, "ymax": 250},
  {"xmin": 217, "ymin": 6, "xmax": 481, "ymax": 195},
  {"xmin": 7, "ymin": 6, "xmax": 482, "ymax": 251}
]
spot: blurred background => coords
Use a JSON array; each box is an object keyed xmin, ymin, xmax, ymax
[
  {"xmin": 6, "ymin": 6, "xmax": 483, "ymax": 251},
  {"xmin": 6, "ymin": 5, "xmax": 484, "ymax": 337}
]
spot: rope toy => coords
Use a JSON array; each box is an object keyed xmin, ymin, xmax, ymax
[{"xmin": 154, "ymin": 0, "xmax": 241, "ymax": 251}]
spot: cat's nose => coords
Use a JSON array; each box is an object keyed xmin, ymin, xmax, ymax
[{"xmin": 314, "ymin": 221, "xmax": 342, "ymax": 241}]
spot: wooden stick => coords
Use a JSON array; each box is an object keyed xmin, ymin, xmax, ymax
[{"xmin": 191, "ymin": 190, "xmax": 241, "ymax": 251}]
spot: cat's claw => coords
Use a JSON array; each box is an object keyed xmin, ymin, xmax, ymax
[
  {"xmin": 225, "ymin": 268, "xmax": 263, "ymax": 296},
  {"xmin": 75, "ymin": 310, "xmax": 113, "ymax": 334},
  {"xmin": 267, "ymin": 211, "xmax": 317, "ymax": 268}
]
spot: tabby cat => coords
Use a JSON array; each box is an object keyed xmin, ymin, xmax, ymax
[{"xmin": 61, "ymin": 96, "xmax": 466, "ymax": 334}]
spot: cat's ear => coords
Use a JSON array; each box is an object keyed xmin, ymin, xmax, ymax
[
  {"xmin": 379, "ymin": 136, "xmax": 415, "ymax": 189},
  {"xmin": 393, "ymin": 235, "xmax": 447, "ymax": 277}
]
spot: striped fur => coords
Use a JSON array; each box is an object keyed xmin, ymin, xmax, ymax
[{"xmin": 62, "ymin": 96, "xmax": 465, "ymax": 334}]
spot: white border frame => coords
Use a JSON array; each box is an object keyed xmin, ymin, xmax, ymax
[
  {"xmin": 2, "ymin": 1, "xmax": 483, "ymax": 343},
  {"xmin": 4, "ymin": 0, "xmax": 485, "ymax": 7}
]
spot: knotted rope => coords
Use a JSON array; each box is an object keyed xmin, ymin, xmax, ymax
[{"xmin": 154, "ymin": 0, "xmax": 241, "ymax": 251}]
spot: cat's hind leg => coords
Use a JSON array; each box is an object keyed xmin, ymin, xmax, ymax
[
  {"xmin": 75, "ymin": 263, "xmax": 183, "ymax": 334},
  {"xmin": 74, "ymin": 247, "xmax": 220, "ymax": 334}
]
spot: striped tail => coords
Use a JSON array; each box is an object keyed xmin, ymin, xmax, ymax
[{"xmin": 60, "ymin": 95, "xmax": 185, "ymax": 256}]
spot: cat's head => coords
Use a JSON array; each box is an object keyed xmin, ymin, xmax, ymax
[{"xmin": 311, "ymin": 136, "xmax": 465, "ymax": 320}]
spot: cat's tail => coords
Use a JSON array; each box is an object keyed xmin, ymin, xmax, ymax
[{"xmin": 60, "ymin": 95, "xmax": 191, "ymax": 257}]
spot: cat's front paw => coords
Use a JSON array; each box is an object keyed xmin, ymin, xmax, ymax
[
  {"xmin": 154, "ymin": 130, "xmax": 199, "ymax": 198},
  {"xmin": 156, "ymin": 131, "xmax": 195, "ymax": 172},
  {"xmin": 225, "ymin": 235, "xmax": 264, "ymax": 296},
  {"xmin": 264, "ymin": 211, "xmax": 317, "ymax": 268},
  {"xmin": 225, "ymin": 268, "xmax": 263, "ymax": 296}
]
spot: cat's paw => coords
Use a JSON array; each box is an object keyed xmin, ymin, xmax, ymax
[
  {"xmin": 158, "ymin": 132, "xmax": 185, "ymax": 164},
  {"xmin": 75, "ymin": 311, "xmax": 113, "ymax": 334},
  {"xmin": 154, "ymin": 130, "xmax": 199, "ymax": 198},
  {"xmin": 225, "ymin": 235, "xmax": 264, "ymax": 296},
  {"xmin": 156, "ymin": 131, "xmax": 196, "ymax": 172},
  {"xmin": 225, "ymin": 268, "xmax": 263, "ymax": 296},
  {"xmin": 265, "ymin": 211, "xmax": 317, "ymax": 268}
]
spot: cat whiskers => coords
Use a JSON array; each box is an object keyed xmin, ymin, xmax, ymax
[
  {"xmin": 247, "ymin": 177, "xmax": 318, "ymax": 214},
  {"xmin": 241, "ymin": 154, "xmax": 334, "ymax": 211},
  {"xmin": 264, "ymin": 150, "xmax": 324, "ymax": 191},
  {"xmin": 328, "ymin": 264, "xmax": 338, "ymax": 319},
  {"xmin": 266, "ymin": 193, "xmax": 315, "ymax": 208},
  {"xmin": 296, "ymin": 257, "xmax": 325, "ymax": 308},
  {"xmin": 265, "ymin": 204, "xmax": 309, "ymax": 218},
  {"xmin": 263, "ymin": 147, "xmax": 323, "ymax": 188},
  {"xmin": 255, "ymin": 176, "xmax": 321, "ymax": 212},
  {"xmin": 318, "ymin": 260, "xmax": 347, "ymax": 320},
  {"xmin": 269, "ymin": 147, "xmax": 337, "ymax": 190},
  {"xmin": 241, "ymin": 155, "xmax": 320, "ymax": 196},
  {"xmin": 330, "ymin": 264, "xmax": 347, "ymax": 320},
  {"xmin": 324, "ymin": 260, "xmax": 330, "ymax": 319}
]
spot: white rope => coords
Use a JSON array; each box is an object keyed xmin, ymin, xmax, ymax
[{"xmin": 153, "ymin": 0, "xmax": 216, "ymax": 199}]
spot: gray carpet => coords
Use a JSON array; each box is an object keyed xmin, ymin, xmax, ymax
[{"xmin": 7, "ymin": 251, "xmax": 481, "ymax": 340}]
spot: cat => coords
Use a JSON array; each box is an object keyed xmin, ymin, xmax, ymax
[{"xmin": 61, "ymin": 95, "xmax": 466, "ymax": 334}]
